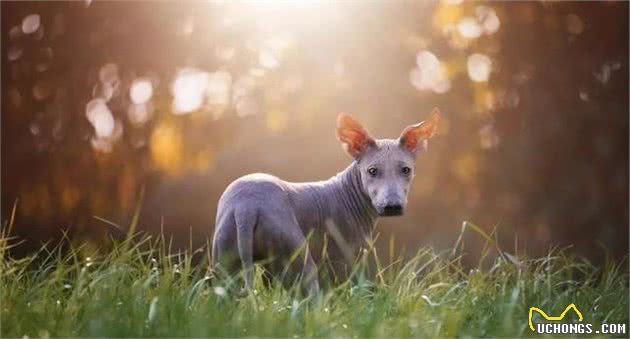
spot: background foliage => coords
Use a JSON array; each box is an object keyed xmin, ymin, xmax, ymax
[{"xmin": 2, "ymin": 1, "xmax": 628, "ymax": 262}]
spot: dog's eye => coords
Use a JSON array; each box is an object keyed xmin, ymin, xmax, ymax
[
  {"xmin": 401, "ymin": 166, "xmax": 411, "ymax": 175},
  {"xmin": 367, "ymin": 167, "xmax": 378, "ymax": 177}
]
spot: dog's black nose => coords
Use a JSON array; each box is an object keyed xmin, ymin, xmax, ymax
[{"xmin": 381, "ymin": 204, "xmax": 403, "ymax": 216}]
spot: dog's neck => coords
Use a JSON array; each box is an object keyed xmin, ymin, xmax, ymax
[
  {"xmin": 285, "ymin": 163, "xmax": 378, "ymax": 271},
  {"xmin": 290, "ymin": 162, "xmax": 378, "ymax": 247},
  {"xmin": 329, "ymin": 162, "xmax": 379, "ymax": 236}
]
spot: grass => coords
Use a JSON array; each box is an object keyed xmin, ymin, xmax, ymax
[{"xmin": 1, "ymin": 221, "xmax": 628, "ymax": 338}]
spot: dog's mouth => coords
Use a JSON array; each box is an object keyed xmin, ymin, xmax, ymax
[{"xmin": 378, "ymin": 205, "xmax": 404, "ymax": 217}]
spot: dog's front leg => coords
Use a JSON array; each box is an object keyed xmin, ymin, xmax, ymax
[{"xmin": 301, "ymin": 251, "xmax": 320, "ymax": 297}]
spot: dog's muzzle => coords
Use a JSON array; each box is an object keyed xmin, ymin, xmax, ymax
[{"xmin": 379, "ymin": 204, "xmax": 404, "ymax": 216}]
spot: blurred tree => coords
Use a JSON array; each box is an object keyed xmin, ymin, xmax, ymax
[{"xmin": 2, "ymin": 1, "xmax": 627, "ymax": 262}]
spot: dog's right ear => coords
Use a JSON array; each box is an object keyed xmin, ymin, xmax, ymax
[{"xmin": 336, "ymin": 113, "xmax": 376, "ymax": 159}]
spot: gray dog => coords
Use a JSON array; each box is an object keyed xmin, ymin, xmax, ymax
[{"xmin": 212, "ymin": 109, "xmax": 440, "ymax": 295}]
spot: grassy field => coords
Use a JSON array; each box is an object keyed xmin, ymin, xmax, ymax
[{"xmin": 1, "ymin": 223, "xmax": 628, "ymax": 338}]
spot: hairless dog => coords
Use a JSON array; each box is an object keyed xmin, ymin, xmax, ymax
[{"xmin": 212, "ymin": 109, "xmax": 440, "ymax": 296}]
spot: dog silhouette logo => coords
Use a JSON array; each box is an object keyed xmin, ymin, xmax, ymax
[{"xmin": 528, "ymin": 303, "xmax": 584, "ymax": 332}]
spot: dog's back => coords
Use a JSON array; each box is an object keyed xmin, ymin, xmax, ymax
[{"xmin": 212, "ymin": 173, "xmax": 288, "ymax": 267}]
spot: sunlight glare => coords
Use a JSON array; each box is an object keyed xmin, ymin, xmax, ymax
[
  {"xmin": 240, "ymin": 0, "xmax": 321, "ymax": 17},
  {"xmin": 206, "ymin": 71, "xmax": 232, "ymax": 106},
  {"xmin": 259, "ymin": 49, "xmax": 280, "ymax": 69}
]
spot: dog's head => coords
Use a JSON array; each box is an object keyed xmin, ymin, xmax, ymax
[{"xmin": 336, "ymin": 109, "xmax": 440, "ymax": 216}]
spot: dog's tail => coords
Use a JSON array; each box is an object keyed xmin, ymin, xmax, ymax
[{"xmin": 234, "ymin": 207, "xmax": 257, "ymax": 291}]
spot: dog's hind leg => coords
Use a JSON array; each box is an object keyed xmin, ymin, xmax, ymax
[
  {"xmin": 235, "ymin": 208, "xmax": 257, "ymax": 292},
  {"xmin": 212, "ymin": 211, "xmax": 241, "ymax": 285}
]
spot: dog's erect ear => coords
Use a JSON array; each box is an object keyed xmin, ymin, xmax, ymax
[
  {"xmin": 399, "ymin": 107, "xmax": 441, "ymax": 153},
  {"xmin": 336, "ymin": 113, "xmax": 376, "ymax": 158}
]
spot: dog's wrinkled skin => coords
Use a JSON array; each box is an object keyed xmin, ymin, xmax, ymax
[{"xmin": 212, "ymin": 109, "xmax": 440, "ymax": 296}]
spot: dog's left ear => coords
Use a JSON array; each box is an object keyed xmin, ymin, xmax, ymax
[{"xmin": 399, "ymin": 107, "xmax": 441, "ymax": 153}]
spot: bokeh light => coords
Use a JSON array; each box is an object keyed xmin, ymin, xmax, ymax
[
  {"xmin": 150, "ymin": 122, "xmax": 183, "ymax": 174},
  {"xmin": 232, "ymin": 75, "xmax": 258, "ymax": 117},
  {"xmin": 476, "ymin": 6, "xmax": 500, "ymax": 34},
  {"xmin": 21, "ymin": 14, "xmax": 40, "ymax": 34},
  {"xmin": 206, "ymin": 71, "xmax": 232, "ymax": 106},
  {"xmin": 566, "ymin": 13, "xmax": 584, "ymax": 35},
  {"xmin": 8, "ymin": 46, "xmax": 23, "ymax": 61},
  {"xmin": 457, "ymin": 17, "xmax": 482, "ymax": 39},
  {"xmin": 129, "ymin": 78, "xmax": 154, "ymax": 105},
  {"xmin": 410, "ymin": 50, "xmax": 451, "ymax": 94},
  {"xmin": 99, "ymin": 63, "xmax": 119, "ymax": 86},
  {"xmin": 467, "ymin": 53, "xmax": 492, "ymax": 82},
  {"xmin": 259, "ymin": 49, "xmax": 280, "ymax": 69},
  {"xmin": 127, "ymin": 103, "xmax": 152, "ymax": 125},
  {"xmin": 172, "ymin": 68, "xmax": 209, "ymax": 114},
  {"xmin": 2, "ymin": 0, "xmax": 627, "ymax": 264},
  {"xmin": 86, "ymin": 99, "xmax": 115, "ymax": 138}
]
